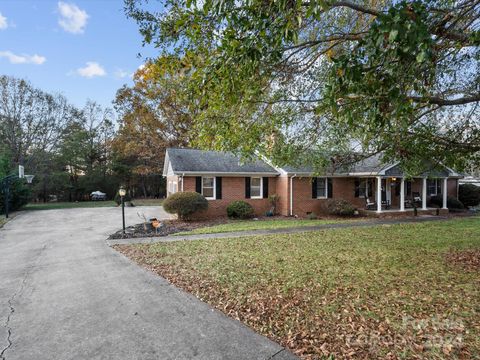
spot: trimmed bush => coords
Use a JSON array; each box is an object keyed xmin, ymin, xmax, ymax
[
  {"xmin": 459, "ymin": 184, "xmax": 480, "ymax": 207},
  {"xmin": 163, "ymin": 192, "xmax": 208, "ymax": 220},
  {"xmin": 326, "ymin": 199, "xmax": 355, "ymax": 216},
  {"xmin": 429, "ymin": 195, "xmax": 464, "ymax": 209},
  {"xmin": 227, "ymin": 200, "xmax": 254, "ymax": 219}
]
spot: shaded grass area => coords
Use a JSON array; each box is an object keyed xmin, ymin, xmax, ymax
[
  {"xmin": 24, "ymin": 198, "xmax": 163, "ymax": 211},
  {"xmin": 174, "ymin": 218, "xmax": 355, "ymax": 235},
  {"xmin": 24, "ymin": 201, "xmax": 117, "ymax": 210},
  {"xmin": 0, "ymin": 215, "xmax": 7, "ymax": 228},
  {"xmin": 116, "ymin": 217, "xmax": 480, "ymax": 359}
]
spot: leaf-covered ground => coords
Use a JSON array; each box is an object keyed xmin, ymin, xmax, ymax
[{"xmin": 115, "ymin": 217, "xmax": 480, "ymax": 359}]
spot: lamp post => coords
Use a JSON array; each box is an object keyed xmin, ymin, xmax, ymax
[
  {"xmin": 118, "ymin": 187, "xmax": 126, "ymax": 235},
  {"xmin": 1, "ymin": 169, "xmax": 34, "ymax": 219}
]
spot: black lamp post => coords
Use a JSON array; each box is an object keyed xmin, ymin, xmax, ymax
[
  {"xmin": 118, "ymin": 187, "xmax": 126, "ymax": 235},
  {"xmin": 1, "ymin": 171, "xmax": 34, "ymax": 219}
]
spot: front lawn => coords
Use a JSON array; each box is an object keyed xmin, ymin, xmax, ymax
[
  {"xmin": 174, "ymin": 218, "xmax": 355, "ymax": 235},
  {"xmin": 24, "ymin": 201, "xmax": 117, "ymax": 210},
  {"xmin": 116, "ymin": 217, "xmax": 480, "ymax": 359},
  {"xmin": 24, "ymin": 198, "xmax": 163, "ymax": 211}
]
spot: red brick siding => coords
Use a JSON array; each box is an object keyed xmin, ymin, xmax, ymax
[
  {"xmin": 179, "ymin": 176, "xmax": 277, "ymax": 218},
  {"xmin": 276, "ymin": 176, "xmax": 290, "ymax": 216},
  {"xmin": 166, "ymin": 175, "xmax": 460, "ymax": 218}
]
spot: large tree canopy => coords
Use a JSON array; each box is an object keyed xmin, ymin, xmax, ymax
[{"xmin": 126, "ymin": 0, "xmax": 480, "ymax": 174}]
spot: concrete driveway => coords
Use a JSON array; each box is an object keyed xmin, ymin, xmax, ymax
[{"xmin": 0, "ymin": 207, "xmax": 295, "ymax": 360}]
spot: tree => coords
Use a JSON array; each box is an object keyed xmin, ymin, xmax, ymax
[
  {"xmin": 125, "ymin": 0, "xmax": 480, "ymax": 174},
  {"xmin": 112, "ymin": 60, "xmax": 194, "ymax": 197}
]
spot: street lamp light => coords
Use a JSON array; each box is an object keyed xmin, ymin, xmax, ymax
[{"xmin": 119, "ymin": 187, "xmax": 127, "ymax": 235}]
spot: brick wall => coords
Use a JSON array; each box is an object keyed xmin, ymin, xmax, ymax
[
  {"xmin": 166, "ymin": 175, "xmax": 460, "ymax": 218},
  {"xmin": 180, "ymin": 176, "xmax": 277, "ymax": 218},
  {"xmin": 276, "ymin": 175, "xmax": 290, "ymax": 216}
]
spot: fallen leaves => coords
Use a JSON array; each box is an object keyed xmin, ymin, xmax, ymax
[{"xmin": 113, "ymin": 218, "xmax": 480, "ymax": 359}]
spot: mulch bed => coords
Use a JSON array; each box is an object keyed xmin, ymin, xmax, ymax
[
  {"xmin": 108, "ymin": 215, "xmax": 312, "ymax": 239},
  {"xmin": 108, "ymin": 218, "xmax": 229, "ymax": 239},
  {"xmin": 446, "ymin": 249, "xmax": 480, "ymax": 271}
]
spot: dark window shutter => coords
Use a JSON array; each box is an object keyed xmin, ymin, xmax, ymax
[
  {"xmin": 216, "ymin": 177, "xmax": 222, "ymax": 199},
  {"xmin": 312, "ymin": 177, "xmax": 318, "ymax": 198},
  {"xmin": 262, "ymin": 177, "xmax": 269, "ymax": 198},
  {"xmin": 245, "ymin": 177, "xmax": 251, "ymax": 198},
  {"xmin": 406, "ymin": 181, "xmax": 412, "ymax": 196},
  {"xmin": 195, "ymin": 177, "xmax": 202, "ymax": 194},
  {"xmin": 327, "ymin": 178, "xmax": 333, "ymax": 198},
  {"xmin": 395, "ymin": 180, "xmax": 400, "ymax": 196},
  {"xmin": 368, "ymin": 180, "xmax": 373, "ymax": 198},
  {"xmin": 354, "ymin": 179, "xmax": 360, "ymax": 197},
  {"xmin": 437, "ymin": 180, "xmax": 442, "ymax": 195}
]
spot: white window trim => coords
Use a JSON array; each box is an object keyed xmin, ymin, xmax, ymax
[
  {"xmin": 316, "ymin": 177, "xmax": 328, "ymax": 199},
  {"xmin": 250, "ymin": 177, "xmax": 263, "ymax": 199},
  {"xmin": 358, "ymin": 179, "xmax": 371, "ymax": 199},
  {"xmin": 202, "ymin": 176, "xmax": 216, "ymax": 200},
  {"xmin": 427, "ymin": 179, "xmax": 439, "ymax": 196}
]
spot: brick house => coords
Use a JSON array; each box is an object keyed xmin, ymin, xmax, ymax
[{"xmin": 163, "ymin": 148, "xmax": 463, "ymax": 218}]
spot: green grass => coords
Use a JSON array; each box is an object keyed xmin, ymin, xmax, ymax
[
  {"xmin": 23, "ymin": 198, "xmax": 163, "ymax": 211},
  {"xmin": 0, "ymin": 215, "xmax": 7, "ymax": 227},
  {"xmin": 175, "ymin": 218, "xmax": 354, "ymax": 235},
  {"xmin": 117, "ymin": 217, "xmax": 480, "ymax": 359},
  {"xmin": 24, "ymin": 201, "xmax": 117, "ymax": 210}
]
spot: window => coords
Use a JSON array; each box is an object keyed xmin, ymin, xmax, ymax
[
  {"xmin": 202, "ymin": 176, "xmax": 215, "ymax": 199},
  {"xmin": 316, "ymin": 178, "xmax": 327, "ymax": 198},
  {"xmin": 427, "ymin": 179, "xmax": 441, "ymax": 196},
  {"xmin": 356, "ymin": 179, "xmax": 372, "ymax": 198},
  {"xmin": 250, "ymin": 177, "xmax": 262, "ymax": 198}
]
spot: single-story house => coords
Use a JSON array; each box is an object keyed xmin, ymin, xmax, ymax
[{"xmin": 163, "ymin": 148, "xmax": 463, "ymax": 218}]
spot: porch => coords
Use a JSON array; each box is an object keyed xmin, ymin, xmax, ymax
[{"xmin": 357, "ymin": 176, "xmax": 450, "ymax": 214}]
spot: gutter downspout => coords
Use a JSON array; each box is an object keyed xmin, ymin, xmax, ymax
[
  {"xmin": 290, "ymin": 174, "xmax": 297, "ymax": 216},
  {"xmin": 181, "ymin": 173, "xmax": 185, "ymax": 192}
]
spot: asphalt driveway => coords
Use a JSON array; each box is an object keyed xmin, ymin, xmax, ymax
[{"xmin": 0, "ymin": 207, "xmax": 295, "ymax": 360}]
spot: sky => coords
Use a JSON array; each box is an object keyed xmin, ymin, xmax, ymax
[{"xmin": 0, "ymin": 0, "xmax": 158, "ymax": 109}]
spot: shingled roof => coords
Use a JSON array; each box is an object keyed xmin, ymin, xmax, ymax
[
  {"xmin": 164, "ymin": 148, "xmax": 279, "ymax": 175},
  {"xmin": 164, "ymin": 148, "xmax": 462, "ymax": 178}
]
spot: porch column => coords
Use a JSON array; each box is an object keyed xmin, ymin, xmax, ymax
[
  {"xmin": 400, "ymin": 178, "xmax": 405, "ymax": 211},
  {"xmin": 442, "ymin": 178, "xmax": 448, "ymax": 209},
  {"xmin": 376, "ymin": 176, "xmax": 382, "ymax": 213},
  {"xmin": 422, "ymin": 177, "xmax": 427, "ymax": 210}
]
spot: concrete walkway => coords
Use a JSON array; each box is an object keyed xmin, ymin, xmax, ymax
[
  {"xmin": 107, "ymin": 215, "xmax": 452, "ymax": 246},
  {"xmin": 0, "ymin": 207, "xmax": 297, "ymax": 360}
]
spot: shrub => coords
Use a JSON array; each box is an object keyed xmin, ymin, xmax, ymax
[
  {"xmin": 307, "ymin": 212, "xmax": 317, "ymax": 220},
  {"xmin": 326, "ymin": 199, "xmax": 355, "ymax": 216},
  {"xmin": 163, "ymin": 192, "xmax": 208, "ymax": 220},
  {"xmin": 429, "ymin": 195, "xmax": 464, "ymax": 209},
  {"xmin": 459, "ymin": 184, "xmax": 480, "ymax": 207},
  {"xmin": 227, "ymin": 200, "xmax": 254, "ymax": 219}
]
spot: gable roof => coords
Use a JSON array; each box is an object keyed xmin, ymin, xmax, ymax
[
  {"xmin": 163, "ymin": 148, "xmax": 463, "ymax": 178},
  {"xmin": 280, "ymin": 153, "xmax": 390, "ymax": 175},
  {"xmin": 163, "ymin": 148, "xmax": 279, "ymax": 176}
]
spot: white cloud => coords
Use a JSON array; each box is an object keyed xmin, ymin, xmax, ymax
[
  {"xmin": 57, "ymin": 2, "xmax": 88, "ymax": 34},
  {"xmin": 76, "ymin": 62, "xmax": 106, "ymax": 78},
  {"xmin": 0, "ymin": 51, "xmax": 46, "ymax": 65},
  {"xmin": 0, "ymin": 12, "xmax": 8, "ymax": 29}
]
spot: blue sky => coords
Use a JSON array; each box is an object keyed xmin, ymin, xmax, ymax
[{"xmin": 0, "ymin": 0, "xmax": 158, "ymax": 109}]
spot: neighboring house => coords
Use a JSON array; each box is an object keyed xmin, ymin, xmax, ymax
[{"xmin": 163, "ymin": 148, "xmax": 463, "ymax": 218}]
